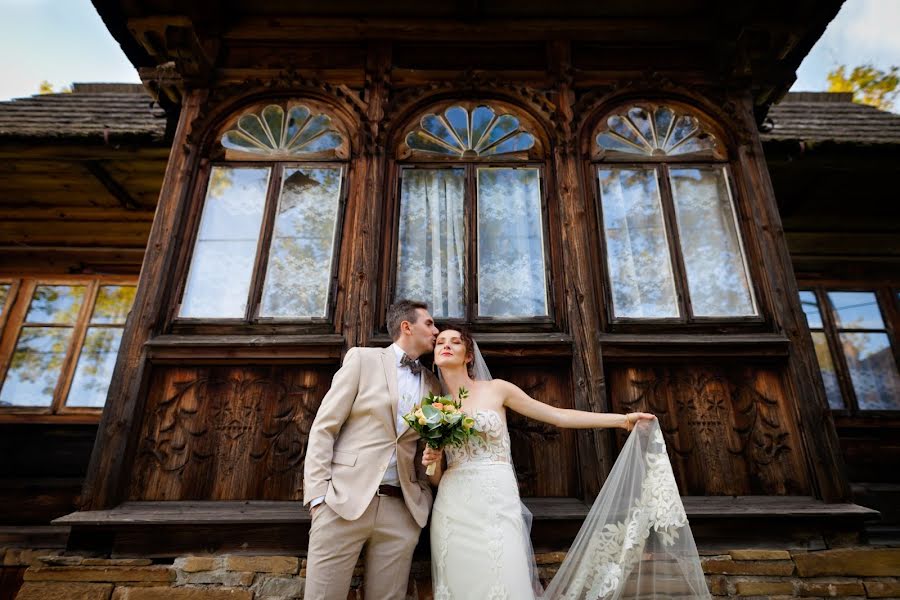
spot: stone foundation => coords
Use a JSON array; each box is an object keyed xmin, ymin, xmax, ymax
[{"xmin": 3, "ymin": 546, "xmax": 899, "ymax": 599}]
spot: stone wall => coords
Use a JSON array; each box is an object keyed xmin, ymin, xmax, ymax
[{"xmin": 3, "ymin": 546, "xmax": 899, "ymax": 599}]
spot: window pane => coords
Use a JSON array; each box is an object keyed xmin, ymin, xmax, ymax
[
  {"xmin": 799, "ymin": 290, "xmax": 823, "ymax": 329},
  {"xmin": 828, "ymin": 291, "xmax": 885, "ymax": 329},
  {"xmin": 477, "ymin": 168, "xmax": 548, "ymax": 317},
  {"xmin": 396, "ymin": 169, "xmax": 466, "ymax": 319},
  {"xmin": 91, "ymin": 285, "xmax": 136, "ymax": 324},
  {"xmin": 839, "ymin": 332, "xmax": 900, "ymax": 410},
  {"xmin": 25, "ymin": 285, "xmax": 86, "ymax": 324},
  {"xmin": 598, "ymin": 167, "xmax": 679, "ymax": 318},
  {"xmin": 811, "ymin": 332, "xmax": 844, "ymax": 410},
  {"xmin": 66, "ymin": 326, "xmax": 123, "ymax": 408},
  {"xmin": 260, "ymin": 167, "xmax": 343, "ymax": 318},
  {"xmin": 0, "ymin": 284, "xmax": 9, "ymax": 311},
  {"xmin": 670, "ymin": 167, "xmax": 756, "ymax": 317},
  {"xmin": 180, "ymin": 167, "xmax": 270, "ymax": 318},
  {"xmin": 0, "ymin": 327, "xmax": 72, "ymax": 406}
]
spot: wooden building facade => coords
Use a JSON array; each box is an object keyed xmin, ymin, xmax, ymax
[{"xmin": 2, "ymin": 1, "xmax": 899, "ymax": 598}]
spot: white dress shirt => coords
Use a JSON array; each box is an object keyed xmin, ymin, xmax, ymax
[
  {"xmin": 382, "ymin": 343, "xmax": 423, "ymax": 486},
  {"xmin": 310, "ymin": 343, "xmax": 422, "ymax": 508}
]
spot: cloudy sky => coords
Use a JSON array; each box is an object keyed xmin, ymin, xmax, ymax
[{"xmin": 0, "ymin": 0, "xmax": 897, "ymax": 104}]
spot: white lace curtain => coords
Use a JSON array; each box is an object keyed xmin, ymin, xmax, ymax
[{"xmin": 396, "ymin": 169, "xmax": 467, "ymax": 318}]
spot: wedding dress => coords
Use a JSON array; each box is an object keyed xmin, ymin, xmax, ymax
[{"xmin": 430, "ymin": 345, "xmax": 710, "ymax": 600}]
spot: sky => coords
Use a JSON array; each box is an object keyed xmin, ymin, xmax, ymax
[{"xmin": 0, "ymin": 0, "xmax": 897, "ymax": 102}]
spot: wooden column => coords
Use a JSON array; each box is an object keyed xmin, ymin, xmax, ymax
[
  {"xmin": 548, "ymin": 41, "xmax": 611, "ymax": 501},
  {"xmin": 336, "ymin": 42, "xmax": 391, "ymax": 348},
  {"xmin": 80, "ymin": 89, "xmax": 206, "ymax": 510},
  {"xmin": 732, "ymin": 94, "xmax": 850, "ymax": 502}
]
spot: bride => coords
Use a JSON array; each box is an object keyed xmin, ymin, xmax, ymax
[{"xmin": 422, "ymin": 328, "xmax": 710, "ymax": 600}]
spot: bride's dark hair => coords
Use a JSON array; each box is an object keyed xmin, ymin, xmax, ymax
[{"xmin": 439, "ymin": 326, "xmax": 476, "ymax": 378}]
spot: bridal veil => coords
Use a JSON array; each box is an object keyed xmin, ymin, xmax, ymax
[{"xmin": 468, "ymin": 340, "xmax": 710, "ymax": 599}]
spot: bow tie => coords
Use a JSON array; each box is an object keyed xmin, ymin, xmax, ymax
[{"xmin": 400, "ymin": 354, "xmax": 422, "ymax": 375}]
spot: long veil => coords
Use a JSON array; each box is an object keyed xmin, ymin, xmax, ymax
[{"xmin": 466, "ymin": 340, "xmax": 710, "ymax": 600}]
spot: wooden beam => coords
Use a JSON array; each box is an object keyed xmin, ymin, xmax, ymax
[
  {"xmin": 0, "ymin": 146, "xmax": 169, "ymax": 162},
  {"xmin": 222, "ymin": 16, "xmax": 720, "ymax": 43},
  {"xmin": 84, "ymin": 161, "xmax": 141, "ymax": 211}
]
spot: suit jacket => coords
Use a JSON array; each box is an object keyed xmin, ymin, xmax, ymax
[{"xmin": 303, "ymin": 346, "xmax": 441, "ymax": 527}]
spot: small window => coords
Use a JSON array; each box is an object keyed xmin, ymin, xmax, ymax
[
  {"xmin": 594, "ymin": 103, "xmax": 756, "ymax": 322},
  {"xmin": 178, "ymin": 102, "xmax": 348, "ymax": 322},
  {"xmin": 0, "ymin": 278, "xmax": 136, "ymax": 414},
  {"xmin": 800, "ymin": 288, "xmax": 900, "ymax": 412},
  {"xmin": 394, "ymin": 103, "xmax": 550, "ymax": 321}
]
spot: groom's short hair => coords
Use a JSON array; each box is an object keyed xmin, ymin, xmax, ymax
[{"xmin": 387, "ymin": 299, "xmax": 429, "ymax": 340}]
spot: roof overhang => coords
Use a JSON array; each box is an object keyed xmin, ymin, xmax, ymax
[{"xmin": 91, "ymin": 0, "xmax": 845, "ymax": 122}]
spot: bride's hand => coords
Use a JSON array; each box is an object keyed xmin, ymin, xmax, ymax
[
  {"xmin": 422, "ymin": 446, "xmax": 443, "ymax": 467},
  {"xmin": 623, "ymin": 412, "xmax": 656, "ymax": 432}
]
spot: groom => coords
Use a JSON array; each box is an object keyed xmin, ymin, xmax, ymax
[{"xmin": 303, "ymin": 299, "xmax": 441, "ymax": 600}]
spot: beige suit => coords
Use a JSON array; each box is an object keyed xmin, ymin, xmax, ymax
[{"xmin": 303, "ymin": 346, "xmax": 440, "ymax": 600}]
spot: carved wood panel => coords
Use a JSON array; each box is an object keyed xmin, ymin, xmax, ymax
[
  {"xmin": 607, "ymin": 364, "xmax": 810, "ymax": 496},
  {"xmin": 491, "ymin": 365, "xmax": 579, "ymax": 498},
  {"xmin": 130, "ymin": 365, "xmax": 333, "ymax": 501}
]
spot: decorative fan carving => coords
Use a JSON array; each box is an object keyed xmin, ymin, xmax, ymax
[
  {"xmin": 596, "ymin": 105, "xmax": 718, "ymax": 157},
  {"xmin": 221, "ymin": 104, "xmax": 344, "ymax": 156},
  {"xmin": 406, "ymin": 104, "xmax": 534, "ymax": 158}
]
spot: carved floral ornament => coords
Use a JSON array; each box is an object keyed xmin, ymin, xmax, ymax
[
  {"xmin": 219, "ymin": 103, "xmax": 349, "ymax": 160},
  {"xmin": 595, "ymin": 104, "xmax": 725, "ymax": 160},
  {"xmin": 400, "ymin": 103, "xmax": 539, "ymax": 160}
]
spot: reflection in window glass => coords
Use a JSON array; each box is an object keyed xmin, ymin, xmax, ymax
[
  {"xmin": 811, "ymin": 331, "xmax": 844, "ymax": 410},
  {"xmin": 598, "ymin": 167, "xmax": 678, "ymax": 318},
  {"xmin": 670, "ymin": 167, "xmax": 755, "ymax": 317},
  {"xmin": 0, "ymin": 327, "xmax": 72, "ymax": 407},
  {"xmin": 0, "ymin": 284, "xmax": 10, "ymax": 312},
  {"xmin": 0, "ymin": 285, "xmax": 85, "ymax": 407},
  {"xmin": 67, "ymin": 327, "xmax": 124, "ymax": 407},
  {"xmin": 180, "ymin": 167, "xmax": 270, "ymax": 318},
  {"xmin": 828, "ymin": 292, "xmax": 885, "ymax": 329},
  {"xmin": 395, "ymin": 168, "xmax": 466, "ymax": 319},
  {"xmin": 25, "ymin": 285, "xmax": 86, "ymax": 324},
  {"xmin": 91, "ymin": 286, "xmax": 136, "ymax": 324},
  {"xmin": 260, "ymin": 167, "xmax": 343, "ymax": 318},
  {"xmin": 799, "ymin": 290, "xmax": 823, "ymax": 329},
  {"xmin": 840, "ymin": 332, "xmax": 900, "ymax": 410},
  {"xmin": 477, "ymin": 168, "xmax": 548, "ymax": 317},
  {"xmin": 66, "ymin": 285, "xmax": 135, "ymax": 408}
]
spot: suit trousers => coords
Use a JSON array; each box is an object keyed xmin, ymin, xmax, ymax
[{"xmin": 304, "ymin": 494, "xmax": 421, "ymax": 600}]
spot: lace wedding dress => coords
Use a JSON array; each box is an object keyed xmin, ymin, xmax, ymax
[{"xmin": 430, "ymin": 409, "xmax": 710, "ymax": 600}]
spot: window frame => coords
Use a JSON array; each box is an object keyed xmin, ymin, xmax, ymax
[
  {"xmin": 0, "ymin": 275, "xmax": 136, "ymax": 422},
  {"xmin": 800, "ymin": 284, "xmax": 900, "ymax": 417},
  {"xmin": 170, "ymin": 159, "xmax": 349, "ymax": 332},
  {"xmin": 589, "ymin": 102, "xmax": 762, "ymax": 331},
  {"xmin": 386, "ymin": 160, "xmax": 557, "ymax": 329}
]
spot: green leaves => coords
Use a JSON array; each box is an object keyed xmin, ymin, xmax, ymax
[{"xmin": 401, "ymin": 386, "xmax": 479, "ymax": 451}]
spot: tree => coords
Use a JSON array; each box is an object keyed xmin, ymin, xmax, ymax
[
  {"xmin": 827, "ymin": 64, "xmax": 899, "ymax": 111},
  {"xmin": 37, "ymin": 81, "xmax": 72, "ymax": 95}
]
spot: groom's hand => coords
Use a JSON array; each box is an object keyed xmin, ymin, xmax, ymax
[{"xmin": 422, "ymin": 446, "xmax": 443, "ymax": 467}]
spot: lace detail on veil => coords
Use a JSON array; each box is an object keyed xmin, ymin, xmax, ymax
[
  {"xmin": 559, "ymin": 427, "xmax": 687, "ymax": 599},
  {"xmin": 543, "ymin": 421, "xmax": 709, "ymax": 600}
]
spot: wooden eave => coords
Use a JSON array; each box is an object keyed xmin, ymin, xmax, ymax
[{"xmin": 90, "ymin": 0, "xmax": 844, "ymax": 120}]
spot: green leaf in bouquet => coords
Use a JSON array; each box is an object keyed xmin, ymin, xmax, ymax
[{"xmin": 421, "ymin": 404, "xmax": 443, "ymax": 424}]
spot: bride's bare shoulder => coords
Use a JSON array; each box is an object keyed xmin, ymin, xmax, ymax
[{"xmin": 485, "ymin": 379, "xmax": 520, "ymax": 396}]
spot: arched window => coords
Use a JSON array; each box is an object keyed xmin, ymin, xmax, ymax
[
  {"xmin": 394, "ymin": 102, "xmax": 550, "ymax": 321},
  {"xmin": 178, "ymin": 101, "xmax": 349, "ymax": 321},
  {"xmin": 593, "ymin": 103, "xmax": 757, "ymax": 322}
]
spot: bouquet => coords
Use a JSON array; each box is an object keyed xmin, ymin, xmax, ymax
[{"xmin": 403, "ymin": 388, "xmax": 479, "ymax": 475}]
